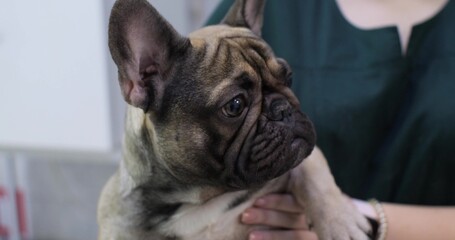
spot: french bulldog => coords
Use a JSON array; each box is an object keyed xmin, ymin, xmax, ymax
[{"xmin": 98, "ymin": 0, "xmax": 371, "ymax": 239}]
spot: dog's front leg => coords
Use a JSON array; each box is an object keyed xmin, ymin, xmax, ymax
[{"xmin": 289, "ymin": 147, "xmax": 371, "ymax": 240}]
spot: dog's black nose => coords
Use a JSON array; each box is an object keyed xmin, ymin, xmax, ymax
[{"xmin": 265, "ymin": 97, "xmax": 293, "ymax": 122}]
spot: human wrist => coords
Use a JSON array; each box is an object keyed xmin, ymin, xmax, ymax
[
  {"xmin": 368, "ymin": 199, "xmax": 388, "ymax": 240},
  {"xmin": 351, "ymin": 198, "xmax": 388, "ymax": 240}
]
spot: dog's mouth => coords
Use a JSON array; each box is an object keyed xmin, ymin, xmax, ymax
[{"xmin": 224, "ymin": 110, "xmax": 316, "ymax": 189}]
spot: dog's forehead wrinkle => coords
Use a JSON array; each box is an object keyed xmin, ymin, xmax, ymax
[
  {"xmin": 207, "ymin": 80, "xmax": 232, "ymax": 106},
  {"xmin": 206, "ymin": 68, "xmax": 260, "ymax": 107},
  {"xmin": 190, "ymin": 40, "xmax": 275, "ymax": 109},
  {"xmin": 221, "ymin": 39, "xmax": 280, "ymax": 86},
  {"xmin": 189, "ymin": 25, "xmax": 255, "ymax": 39}
]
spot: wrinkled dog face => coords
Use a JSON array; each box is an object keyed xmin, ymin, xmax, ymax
[
  {"xmin": 109, "ymin": 0, "xmax": 316, "ymax": 189},
  {"xmin": 185, "ymin": 26, "xmax": 316, "ymax": 188}
]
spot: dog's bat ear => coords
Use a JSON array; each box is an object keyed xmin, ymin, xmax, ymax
[
  {"xmin": 222, "ymin": 0, "xmax": 266, "ymax": 36},
  {"xmin": 108, "ymin": 0, "xmax": 190, "ymax": 112}
]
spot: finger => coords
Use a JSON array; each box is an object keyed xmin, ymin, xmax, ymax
[
  {"xmin": 249, "ymin": 230, "xmax": 318, "ymax": 240},
  {"xmin": 254, "ymin": 193, "xmax": 303, "ymax": 213},
  {"xmin": 241, "ymin": 207, "xmax": 309, "ymax": 229}
]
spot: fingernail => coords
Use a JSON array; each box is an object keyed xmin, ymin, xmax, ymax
[
  {"xmin": 241, "ymin": 211, "xmax": 255, "ymax": 223},
  {"xmin": 249, "ymin": 232, "xmax": 263, "ymax": 240}
]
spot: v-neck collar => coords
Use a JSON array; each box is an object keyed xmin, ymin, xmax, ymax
[{"xmin": 331, "ymin": 0, "xmax": 451, "ymax": 58}]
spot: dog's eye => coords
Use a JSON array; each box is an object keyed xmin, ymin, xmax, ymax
[{"xmin": 223, "ymin": 97, "xmax": 246, "ymax": 118}]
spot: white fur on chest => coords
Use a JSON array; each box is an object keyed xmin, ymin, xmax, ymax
[
  {"xmin": 160, "ymin": 177, "xmax": 287, "ymax": 240},
  {"xmin": 161, "ymin": 191, "xmax": 251, "ymax": 240}
]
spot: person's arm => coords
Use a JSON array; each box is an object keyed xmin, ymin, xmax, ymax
[
  {"xmin": 380, "ymin": 202, "xmax": 455, "ymax": 240},
  {"xmin": 242, "ymin": 194, "xmax": 455, "ymax": 240}
]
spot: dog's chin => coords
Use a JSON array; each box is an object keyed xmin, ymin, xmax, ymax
[{"xmin": 224, "ymin": 112, "xmax": 316, "ymax": 189}]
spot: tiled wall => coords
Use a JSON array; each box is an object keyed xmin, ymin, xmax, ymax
[
  {"xmin": 1, "ymin": 155, "xmax": 118, "ymax": 240},
  {"xmin": 23, "ymin": 157, "xmax": 117, "ymax": 240}
]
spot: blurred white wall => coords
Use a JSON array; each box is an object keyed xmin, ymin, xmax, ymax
[
  {"xmin": 0, "ymin": 0, "xmax": 221, "ymax": 154},
  {"xmin": 0, "ymin": 0, "xmax": 112, "ymax": 152},
  {"xmin": 0, "ymin": 0, "xmax": 221, "ymax": 239}
]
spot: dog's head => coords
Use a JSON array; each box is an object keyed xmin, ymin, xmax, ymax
[{"xmin": 109, "ymin": 0, "xmax": 316, "ymax": 189}]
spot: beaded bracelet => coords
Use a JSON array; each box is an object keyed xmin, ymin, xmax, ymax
[{"xmin": 368, "ymin": 199, "xmax": 388, "ymax": 240}]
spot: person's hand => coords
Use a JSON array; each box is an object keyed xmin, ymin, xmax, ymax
[{"xmin": 241, "ymin": 193, "xmax": 318, "ymax": 240}]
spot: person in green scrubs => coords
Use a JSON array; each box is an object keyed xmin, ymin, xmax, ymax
[{"xmin": 207, "ymin": 0, "xmax": 455, "ymax": 239}]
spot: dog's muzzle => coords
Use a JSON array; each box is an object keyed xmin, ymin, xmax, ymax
[{"xmin": 226, "ymin": 95, "xmax": 316, "ymax": 189}]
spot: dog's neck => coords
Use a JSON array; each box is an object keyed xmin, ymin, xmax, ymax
[
  {"xmin": 120, "ymin": 106, "xmax": 228, "ymax": 203},
  {"xmin": 117, "ymin": 106, "xmax": 237, "ymax": 231},
  {"xmin": 121, "ymin": 106, "xmax": 166, "ymax": 189}
]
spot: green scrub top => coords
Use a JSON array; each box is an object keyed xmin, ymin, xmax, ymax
[{"xmin": 207, "ymin": 0, "xmax": 455, "ymax": 205}]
